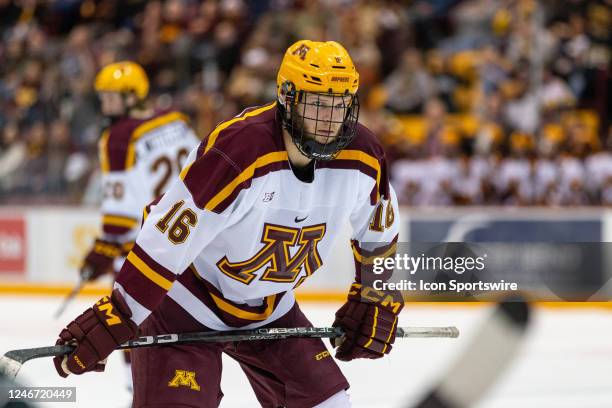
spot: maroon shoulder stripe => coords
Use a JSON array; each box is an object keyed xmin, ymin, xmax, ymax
[
  {"xmin": 182, "ymin": 147, "xmax": 242, "ymax": 210},
  {"xmin": 103, "ymin": 118, "xmax": 141, "ymax": 172},
  {"xmin": 211, "ymin": 159, "xmax": 290, "ymax": 213},
  {"xmin": 318, "ymin": 159, "xmax": 382, "ymax": 204},
  {"xmin": 182, "ymin": 106, "xmax": 284, "ymax": 212}
]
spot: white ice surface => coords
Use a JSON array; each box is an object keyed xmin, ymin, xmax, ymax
[{"xmin": 1, "ymin": 296, "xmax": 611, "ymax": 408}]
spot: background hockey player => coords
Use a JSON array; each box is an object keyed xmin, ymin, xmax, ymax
[
  {"xmin": 53, "ymin": 41, "xmax": 403, "ymax": 408},
  {"xmin": 81, "ymin": 61, "xmax": 200, "ymax": 283},
  {"xmin": 75, "ymin": 61, "xmax": 200, "ymax": 396}
]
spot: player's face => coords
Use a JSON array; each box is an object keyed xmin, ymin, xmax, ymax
[
  {"xmin": 298, "ymin": 93, "xmax": 352, "ymax": 144},
  {"xmin": 98, "ymin": 91, "xmax": 127, "ymax": 117}
]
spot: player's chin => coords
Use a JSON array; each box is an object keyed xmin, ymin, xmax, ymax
[{"xmin": 312, "ymin": 131, "xmax": 339, "ymax": 145}]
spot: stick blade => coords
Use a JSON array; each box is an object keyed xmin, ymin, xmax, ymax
[
  {"xmin": 0, "ymin": 345, "xmax": 72, "ymax": 381},
  {"xmin": 0, "ymin": 354, "xmax": 23, "ymax": 381},
  {"xmin": 410, "ymin": 301, "xmax": 531, "ymax": 408}
]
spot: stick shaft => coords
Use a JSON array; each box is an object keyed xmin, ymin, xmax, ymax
[
  {"xmin": 53, "ymin": 269, "xmax": 93, "ymax": 319},
  {"xmin": 116, "ymin": 326, "xmax": 458, "ymax": 348},
  {"xmin": 53, "ymin": 285, "xmax": 82, "ymax": 319},
  {"xmin": 0, "ymin": 326, "xmax": 458, "ymax": 380},
  {"xmin": 397, "ymin": 326, "xmax": 459, "ymax": 338}
]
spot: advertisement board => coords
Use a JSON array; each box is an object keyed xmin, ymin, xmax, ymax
[{"xmin": 0, "ymin": 215, "xmax": 26, "ymax": 275}]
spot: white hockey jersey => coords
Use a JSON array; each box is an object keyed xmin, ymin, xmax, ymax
[{"xmin": 113, "ymin": 103, "xmax": 399, "ymax": 330}]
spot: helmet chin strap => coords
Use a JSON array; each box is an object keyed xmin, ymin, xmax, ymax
[{"xmin": 299, "ymin": 137, "xmax": 344, "ymax": 160}]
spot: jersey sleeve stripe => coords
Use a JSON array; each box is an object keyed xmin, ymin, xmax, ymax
[
  {"xmin": 351, "ymin": 237, "xmax": 398, "ymax": 282},
  {"xmin": 179, "ymin": 161, "xmax": 193, "ymax": 180},
  {"xmin": 204, "ymin": 151, "xmax": 288, "ymax": 211},
  {"xmin": 103, "ymin": 225, "xmax": 132, "ymax": 235},
  {"xmin": 203, "ymin": 102, "xmax": 276, "ymax": 154},
  {"xmin": 102, "ymin": 214, "xmax": 139, "ymax": 229},
  {"xmin": 351, "ymin": 241, "xmax": 397, "ymax": 265},
  {"xmin": 115, "ymin": 261, "xmax": 169, "ymax": 311},
  {"xmin": 141, "ymin": 195, "xmax": 163, "ymax": 226},
  {"xmin": 99, "ymin": 130, "xmax": 111, "ymax": 173},
  {"xmin": 126, "ymin": 250, "xmax": 174, "ymax": 291},
  {"xmin": 124, "ymin": 111, "xmax": 190, "ymax": 169},
  {"xmin": 121, "ymin": 241, "xmax": 135, "ymax": 253},
  {"xmin": 142, "ymin": 206, "xmax": 149, "ymax": 224},
  {"xmin": 132, "ymin": 244, "xmax": 175, "ymax": 279},
  {"xmin": 114, "ymin": 244, "xmax": 176, "ymax": 312},
  {"xmin": 113, "ymin": 282, "xmax": 151, "ymax": 326}
]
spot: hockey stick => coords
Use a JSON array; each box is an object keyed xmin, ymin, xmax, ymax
[
  {"xmin": 0, "ymin": 325, "xmax": 458, "ymax": 380},
  {"xmin": 53, "ymin": 268, "xmax": 93, "ymax": 319},
  {"xmin": 410, "ymin": 301, "xmax": 529, "ymax": 408}
]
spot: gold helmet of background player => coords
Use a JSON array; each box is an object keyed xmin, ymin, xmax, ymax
[
  {"xmin": 276, "ymin": 40, "xmax": 360, "ymax": 161},
  {"xmin": 94, "ymin": 61, "xmax": 149, "ymax": 100}
]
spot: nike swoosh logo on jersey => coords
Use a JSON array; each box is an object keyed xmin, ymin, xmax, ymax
[{"xmin": 294, "ymin": 215, "xmax": 308, "ymax": 223}]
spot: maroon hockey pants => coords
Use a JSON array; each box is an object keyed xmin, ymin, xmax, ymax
[{"xmin": 131, "ymin": 298, "xmax": 349, "ymax": 407}]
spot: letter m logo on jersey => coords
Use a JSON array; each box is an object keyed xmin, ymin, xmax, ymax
[{"xmin": 217, "ymin": 223, "xmax": 326, "ymax": 285}]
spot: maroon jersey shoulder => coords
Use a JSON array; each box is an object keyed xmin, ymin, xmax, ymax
[
  {"xmin": 347, "ymin": 123, "xmax": 386, "ymax": 162},
  {"xmin": 100, "ymin": 109, "xmax": 189, "ymax": 172},
  {"xmin": 99, "ymin": 117, "xmax": 140, "ymax": 173},
  {"xmin": 318, "ymin": 122, "xmax": 390, "ymax": 203},
  {"xmin": 182, "ymin": 103, "xmax": 288, "ymax": 212},
  {"xmin": 200, "ymin": 103, "xmax": 281, "ymax": 158}
]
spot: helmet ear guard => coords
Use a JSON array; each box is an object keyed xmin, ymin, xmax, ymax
[{"xmin": 279, "ymin": 81, "xmax": 297, "ymax": 106}]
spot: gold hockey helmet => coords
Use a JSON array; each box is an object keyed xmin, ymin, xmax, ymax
[
  {"xmin": 276, "ymin": 40, "xmax": 360, "ymax": 161},
  {"xmin": 94, "ymin": 61, "xmax": 149, "ymax": 100},
  {"xmin": 277, "ymin": 40, "xmax": 359, "ymax": 96}
]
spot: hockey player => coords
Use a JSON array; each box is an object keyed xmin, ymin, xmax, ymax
[
  {"xmin": 81, "ymin": 61, "xmax": 200, "ymax": 282},
  {"xmin": 54, "ymin": 41, "xmax": 403, "ymax": 407}
]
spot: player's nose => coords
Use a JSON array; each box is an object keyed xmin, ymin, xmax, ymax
[{"xmin": 318, "ymin": 106, "xmax": 334, "ymax": 121}]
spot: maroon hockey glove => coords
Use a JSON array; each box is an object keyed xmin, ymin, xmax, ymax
[
  {"xmin": 332, "ymin": 283, "xmax": 403, "ymax": 361},
  {"xmin": 53, "ymin": 289, "xmax": 137, "ymax": 377},
  {"xmin": 80, "ymin": 239, "xmax": 122, "ymax": 281}
]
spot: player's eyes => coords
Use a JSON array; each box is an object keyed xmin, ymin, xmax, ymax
[{"xmin": 312, "ymin": 98, "xmax": 348, "ymax": 109}]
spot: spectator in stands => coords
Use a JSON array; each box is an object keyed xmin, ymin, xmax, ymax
[
  {"xmin": 0, "ymin": 121, "xmax": 26, "ymax": 196},
  {"xmin": 384, "ymin": 48, "xmax": 436, "ymax": 114},
  {"xmin": 0, "ymin": 0, "xmax": 608, "ymax": 208},
  {"xmin": 495, "ymin": 132, "xmax": 535, "ymax": 205}
]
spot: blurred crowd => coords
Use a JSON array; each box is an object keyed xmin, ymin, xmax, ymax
[{"xmin": 0, "ymin": 0, "xmax": 610, "ymax": 206}]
